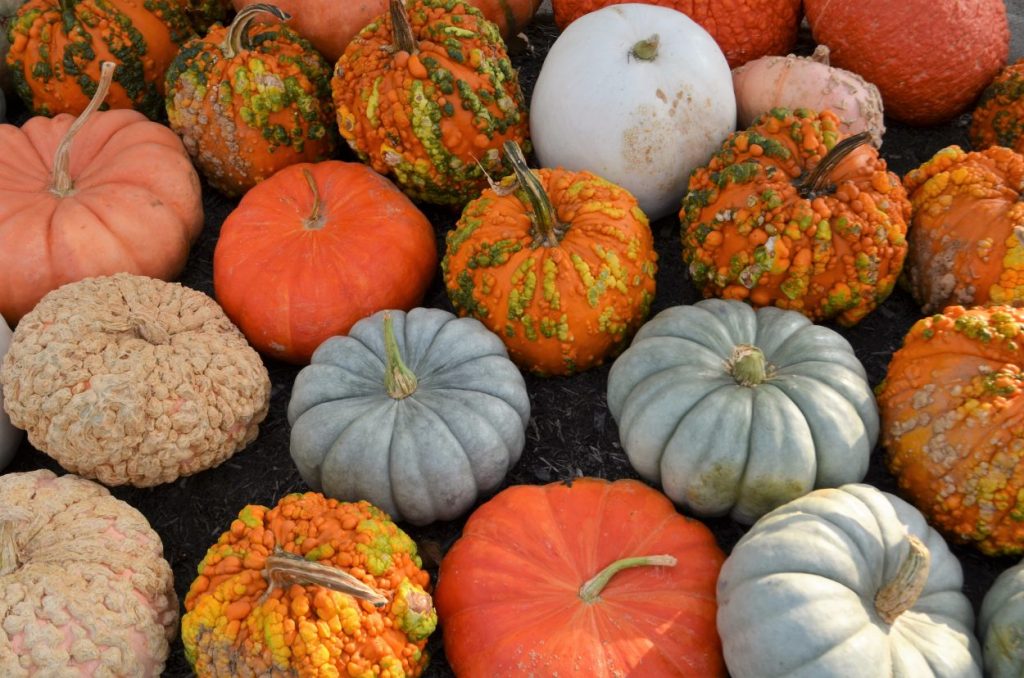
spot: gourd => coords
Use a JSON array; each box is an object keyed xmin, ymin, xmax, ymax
[
  {"xmin": 979, "ymin": 559, "xmax": 1024, "ymax": 677},
  {"xmin": 607, "ymin": 299, "xmax": 878, "ymax": 524},
  {"xmin": 442, "ymin": 142, "xmax": 658, "ymax": 376},
  {"xmin": 0, "ymin": 61, "xmax": 203, "ymax": 325},
  {"xmin": 214, "ymin": 161, "xmax": 437, "ymax": 364},
  {"xmin": 0, "ymin": 469, "xmax": 178, "ymax": 675},
  {"xmin": 878, "ymin": 305, "xmax": 1024, "ymax": 556},
  {"xmin": 185, "ymin": 0, "xmax": 233, "ymax": 32},
  {"xmin": 680, "ymin": 107, "xmax": 911, "ymax": 326},
  {"xmin": 902, "ymin": 145, "xmax": 1024, "ymax": 313},
  {"xmin": 0, "ymin": 315, "xmax": 20, "ymax": 471},
  {"xmin": 732, "ymin": 45, "xmax": 885, "ymax": 147},
  {"xmin": 970, "ymin": 59, "xmax": 1024, "ymax": 154},
  {"xmin": 0, "ymin": 0, "xmax": 26, "ymax": 94},
  {"xmin": 804, "ymin": 0, "xmax": 1010, "ymax": 125},
  {"xmin": 717, "ymin": 483, "xmax": 981, "ymax": 677},
  {"xmin": 551, "ymin": 0, "xmax": 803, "ymax": 69},
  {"xmin": 1, "ymin": 273, "xmax": 272, "ymax": 487},
  {"xmin": 332, "ymin": 0, "xmax": 530, "ymax": 206},
  {"xmin": 182, "ymin": 491, "xmax": 437, "ymax": 676},
  {"xmin": 436, "ymin": 477, "xmax": 727, "ymax": 677},
  {"xmin": 165, "ymin": 3, "xmax": 336, "ymax": 197},
  {"xmin": 288, "ymin": 308, "xmax": 530, "ymax": 525},
  {"xmin": 530, "ymin": 3, "xmax": 736, "ymax": 220},
  {"xmin": 5, "ymin": 0, "xmax": 195, "ymax": 118}
]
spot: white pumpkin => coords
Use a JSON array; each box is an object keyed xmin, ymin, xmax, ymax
[
  {"xmin": 978, "ymin": 559, "xmax": 1024, "ymax": 677},
  {"xmin": 0, "ymin": 315, "xmax": 22, "ymax": 470},
  {"xmin": 529, "ymin": 3, "xmax": 736, "ymax": 221}
]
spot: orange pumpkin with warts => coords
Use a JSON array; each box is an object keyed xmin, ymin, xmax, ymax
[
  {"xmin": 902, "ymin": 145, "xmax": 1024, "ymax": 313},
  {"xmin": 680, "ymin": 107, "xmax": 910, "ymax": 326},
  {"xmin": 970, "ymin": 59, "xmax": 1024, "ymax": 154},
  {"xmin": 878, "ymin": 305, "xmax": 1024, "ymax": 556}
]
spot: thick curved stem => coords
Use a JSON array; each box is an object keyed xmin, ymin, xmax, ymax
[
  {"xmin": 503, "ymin": 141, "xmax": 563, "ymax": 247},
  {"xmin": 0, "ymin": 507, "xmax": 30, "ymax": 577},
  {"xmin": 223, "ymin": 3, "xmax": 291, "ymax": 58},
  {"xmin": 579, "ymin": 554, "xmax": 677, "ymax": 603},
  {"xmin": 630, "ymin": 34, "xmax": 660, "ymax": 62},
  {"xmin": 263, "ymin": 548, "xmax": 388, "ymax": 607},
  {"xmin": 809, "ymin": 44, "xmax": 831, "ymax": 65},
  {"xmin": 390, "ymin": 0, "xmax": 418, "ymax": 54},
  {"xmin": 302, "ymin": 168, "xmax": 326, "ymax": 230},
  {"xmin": 383, "ymin": 312, "xmax": 418, "ymax": 399},
  {"xmin": 798, "ymin": 131, "xmax": 872, "ymax": 198},
  {"xmin": 875, "ymin": 534, "xmax": 930, "ymax": 624},
  {"xmin": 50, "ymin": 61, "xmax": 117, "ymax": 196},
  {"xmin": 728, "ymin": 344, "xmax": 769, "ymax": 386}
]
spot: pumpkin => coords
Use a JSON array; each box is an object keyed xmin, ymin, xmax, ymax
[
  {"xmin": 214, "ymin": 161, "xmax": 437, "ymax": 364},
  {"xmin": 607, "ymin": 298, "xmax": 878, "ymax": 524},
  {"xmin": 970, "ymin": 59, "xmax": 1024, "ymax": 154},
  {"xmin": 442, "ymin": 141, "xmax": 658, "ymax": 376},
  {"xmin": 717, "ymin": 483, "xmax": 981, "ymax": 677},
  {"xmin": 0, "ymin": 273, "xmax": 272, "ymax": 487},
  {"xmin": 0, "ymin": 88, "xmax": 4, "ymax": 123},
  {"xmin": 288, "ymin": 308, "xmax": 530, "ymax": 525},
  {"xmin": 530, "ymin": 2, "xmax": 736, "ymax": 221},
  {"xmin": 166, "ymin": 4, "xmax": 336, "ymax": 197},
  {"xmin": 231, "ymin": 0, "xmax": 541, "ymax": 63},
  {"xmin": 185, "ymin": 0, "xmax": 233, "ymax": 32},
  {"xmin": 182, "ymin": 491, "xmax": 437, "ymax": 677},
  {"xmin": 803, "ymin": 0, "xmax": 1010, "ymax": 125},
  {"xmin": 733, "ymin": 45, "xmax": 885, "ymax": 148},
  {"xmin": 902, "ymin": 145, "xmax": 1024, "ymax": 313},
  {"xmin": 6, "ymin": 0, "xmax": 194, "ymax": 118},
  {"xmin": 0, "ymin": 61, "xmax": 203, "ymax": 325},
  {"xmin": 332, "ymin": 0, "xmax": 530, "ymax": 206},
  {"xmin": 878, "ymin": 305, "xmax": 1024, "ymax": 556},
  {"xmin": 979, "ymin": 558, "xmax": 1024, "ymax": 677},
  {"xmin": 435, "ymin": 477, "xmax": 727, "ymax": 677},
  {"xmin": 0, "ymin": 0, "xmax": 27, "ymax": 94},
  {"xmin": 0, "ymin": 469, "xmax": 178, "ymax": 675},
  {"xmin": 680, "ymin": 107, "xmax": 911, "ymax": 326},
  {"xmin": 551, "ymin": 0, "xmax": 802, "ymax": 69},
  {"xmin": 0, "ymin": 315, "xmax": 20, "ymax": 471}
]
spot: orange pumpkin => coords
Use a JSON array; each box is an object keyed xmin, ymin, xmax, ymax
[
  {"xmin": 878, "ymin": 305, "xmax": 1024, "ymax": 556},
  {"xmin": 680, "ymin": 108, "xmax": 910, "ymax": 326},
  {"xmin": 970, "ymin": 58, "xmax": 1024, "ymax": 154},
  {"xmin": 0, "ymin": 62, "xmax": 202, "ymax": 325},
  {"xmin": 442, "ymin": 142, "xmax": 658, "ymax": 376},
  {"xmin": 804, "ymin": 0, "xmax": 1009, "ymax": 125},
  {"xmin": 551, "ymin": 0, "xmax": 803, "ymax": 68},
  {"xmin": 213, "ymin": 161, "xmax": 437, "ymax": 364},
  {"xmin": 902, "ymin": 145, "xmax": 1024, "ymax": 313},
  {"xmin": 436, "ymin": 477, "xmax": 727, "ymax": 677}
]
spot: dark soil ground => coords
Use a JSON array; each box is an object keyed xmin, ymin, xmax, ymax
[{"xmin": 6, "ymin": 8, "xmax": 1024, "ymax": 677}]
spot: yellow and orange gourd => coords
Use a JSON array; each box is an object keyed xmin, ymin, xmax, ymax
[
  {"xmin": 680, "ymin": 107, "xmax": 910, "ymax": 326},
  {"xmin": 182, "ymin": 492, "xmax": 436, "ymax": 676}
]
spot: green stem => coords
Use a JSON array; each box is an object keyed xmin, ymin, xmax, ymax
[
  {"xmin": 798, "ymin": 131, "xmax": 872, "ymax": 198},
  {"xmin": 302, "ymin": 168, "xmax": 326, "ymax": 230},
  {"xmin": 579, "ymin": 555, "xmax": 677, "ymax": 603},
  {"xmin": 223, "ymin": 3, "xmax": 291, "ymax": 58},
  {"xmin": 262, "ymin": 548, "xmax": 388, "ymax": 607},
  {"xmin": 390, "ymin": 0, "xmax": 418, "ymax": 54},
  {"xmin": 630, "ymin": 34, "xmax": 660, "ymax": 62},
  {"xmin": 875, "ymin": 534, "xmax": 930, "ymax": 624},
  {"xmin": 51, "ymin": 61, "xmax": 117, "ymax": 196},
  {"xmin": 502, "ymin": 141, "xmax": 563, "ymax": 247},
  {"xmin": 729, "ymin": 344, "xmax": 769, "ymax": 386},
  {"xmin": 383, "ymin": 312, "xmax": 418, "ymax": 399}
]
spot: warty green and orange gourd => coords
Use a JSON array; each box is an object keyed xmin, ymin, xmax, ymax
[{"xmin": 971, "ymin": 59, "xmax": 1024, "ymax": 154}]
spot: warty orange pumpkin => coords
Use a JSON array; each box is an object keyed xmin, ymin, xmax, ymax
[{"xmin": 971, "ymin": 58, "xmax": 1024, "ymax": 154}]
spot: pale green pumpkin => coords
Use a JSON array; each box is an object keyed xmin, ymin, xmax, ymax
[
  {"xmin": 979, "ymin": 559, "xmax": 1024, "ymax": 677},
  {"xmin": 606, "ymin": 298, "xmax": 877, "ymax": 524}
]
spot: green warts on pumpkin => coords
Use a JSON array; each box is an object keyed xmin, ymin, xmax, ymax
[
  {"xmin": 393, "ymin": 579, "xmax": 437, "ymax": 641},
  {"xmin": 383, "ymin": 312, "xmax": 418, "ymax": 399},
  {"xmin": 578, "ymin": 554, "xmax": 677, "ymax": 603},
  {"xmin": 50, "ymin": 60, "xmax": 117, "ymax": 197}
]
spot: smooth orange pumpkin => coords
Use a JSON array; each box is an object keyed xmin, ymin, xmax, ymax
[
  {"xmin": 435, "ymin": 477, "xmax": 727, "ymax": 677},
  {"xmin": 0, "ymin": 62, "xmax": 202, "ymax": 325},
  {"xmin": 213, "ymin": 161, "xmax": 437, "ymax": 364}
]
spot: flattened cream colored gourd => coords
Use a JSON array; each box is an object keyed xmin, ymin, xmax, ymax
[
  {"xmin": 0, "ymin": 273, "xmax": 272, "ymax": 487},
  {"xmin": 0, "ymin": 469, "xmax": 178, "ymax": 676}
]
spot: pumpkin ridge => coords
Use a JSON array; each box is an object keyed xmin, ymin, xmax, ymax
[{"xmin": 408, "ymin": 390, "xmax": 510, "ymax": 480}]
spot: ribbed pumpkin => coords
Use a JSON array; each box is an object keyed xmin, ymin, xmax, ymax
[
  {"xmin": 166, "ymin": 4, "xmax": 336, "ymax": 197},
  {"xmin": 878, "ymin": 305, "xmax": 1024, "ymax": 556},
  {"xmin": 551, "ymin": 0, "xmax": 803, "ymax": 68},
  {"xmin": 332, "ymin": 0, "xmax": 530, "ymax": 206},
  {"xmin": 442, "ymin": 142, "xmax": 658, "ymax": 376},
  {"xmin": 6, "ymin": 0, "xmax": 194, "ymax": 118},
  {"xmin": 214, "ymin": 161, "xmax": 437, "ymax": 364},
  {"xmin": 680, "ymin": 107, "xmax": 911, "ymax": 326},
  {"xmin": 979, "ymin": 558, "xmax": 1024, "ymax": 677},
  {"xmin": 902, "ymin": 145, "xmax": 1024, "ymax": 313},
  {"xmin": 436, "ymin": 478, "xmax": 727, "ymax": 677},
  {"xmin": 971, "ymin": 59, "xmax": 1024, "ymax": 154}
]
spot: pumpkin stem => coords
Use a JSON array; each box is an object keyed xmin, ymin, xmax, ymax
[
  {"xmin": 383, "ymin": 312, "xmax": 418, "ymax": 399},
  {"xmin": 874, "ymin": 534, "xmax": 930, "ymax": 624},
  {"xmin": 262, "ymin": 547, "xmax": 389, "ymax": 607},
  {"xmin": 630, "ymin": 34, "xmax": 660, "ymax": 62},
  {"xmin": 223, "ymin": 3, "xmax": 291, "ymax": 58},
  {"xmin": 728, "ymin": 344, "xmax": 770, "ymax": 386},
  {"xmin": 302, "ymin": 168, "xmax": 326, "ymax": 230},
  {"xmin": 390, "ymin": 0, "xmax": 418, "ymax": 54},
  {"xmin": 579, "ymin": 554, "xmax": 677, "ymax": 603},
  {"xmin": 0, "ymin": 507, "xmax": 30, "ymax": 577},
  {"xmin": 50, "ymin": 61, "xmax": 117, "ymax": 197},
  {"xmin": 798, "ymin": 131, "xmax": 872, "ymax": 198},
  {"xmin": 810, "ymin": 44, "xmax": 831, "ymax": 65},
  {"xmin": 503, "ymin": 141, "xmax": 564, "ymax": 247}
]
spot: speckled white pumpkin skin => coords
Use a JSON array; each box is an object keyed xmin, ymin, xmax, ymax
[{"xmin": 979, "ymin": 559, "xmax": 1024, "ymax": 677}]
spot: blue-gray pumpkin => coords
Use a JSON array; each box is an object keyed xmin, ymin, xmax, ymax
[
  {"xmin": 979, "ymin": 558, "xmax": 1024, "ymax": 677},
  {"xmin": 287, "ymin": 308, "xmax": 531, "ymax": 525},
  {"xmin": 606, "ymin": 298, "xmax": 878, "ymax": 524}
]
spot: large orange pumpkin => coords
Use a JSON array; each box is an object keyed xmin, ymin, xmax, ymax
[
  {"xmin": 804, "ymin": 0, "xmax": 1009, "ymax": 125},
  {"xmin": 435, "ymin": 477, "xmax": 727, "ymax": 677},
  {"xmin": 878, "ymin": 305, "xmax": 1024, "ymax": 556},
  {"xmin": 0, "ymin": 62, "xmax": 203, "ymax": 325},
  {"xmin": 213, "ymin": 161, "xmax": 437, "ymax": 364}
]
